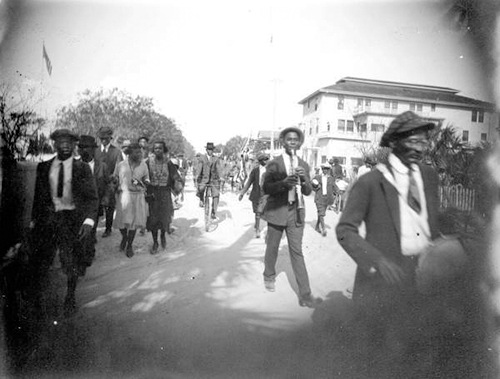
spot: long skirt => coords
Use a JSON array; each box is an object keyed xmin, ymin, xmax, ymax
[
  {"xmin": 146, "ymin": 185, "xmax": 173, "ymax": 231},
  {"xmin": 114, "ymin": 191, "xmax": 148, "ymax": 230}
]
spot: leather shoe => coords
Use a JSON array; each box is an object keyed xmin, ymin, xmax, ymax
[
  {"xmin": 102, "ymin": 230, "xmax": 112, "ymax": 238},
  {"xmin": 126, "ymin": 246, "xmax": 134, "ymax": 258},
  {"xmin": 199, "ymin": 201, "xmax": 204, "ymax": 208},
  {"xmin": 264, "ymin": 280, "xmax": 275, "ymax": 292},
  {"xmin": 299, "ymin": 295, "xmax": 323, "ymax": 308}
]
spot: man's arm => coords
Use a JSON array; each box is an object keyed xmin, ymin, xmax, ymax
[{"xmin": 239, "ymin": 168, "xmax": 256, "ymax": 200}]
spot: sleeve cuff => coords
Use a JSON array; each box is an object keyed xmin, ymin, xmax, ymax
[{"xmin": 83, "ymin": 218, "xmax": 95, "ymax": 227}]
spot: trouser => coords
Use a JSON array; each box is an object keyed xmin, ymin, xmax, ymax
[
  {"xmin": 263, "ymin": 206, "xmax": 311, "ymax": 298},
  {"xmin": 104, "ymin": 205, "xmax": 114, "ymax": 231}
]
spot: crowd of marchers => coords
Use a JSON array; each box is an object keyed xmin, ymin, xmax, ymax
[{"xmin": 0, "ymin": 110, "xmax": 481, "ymax": 376}]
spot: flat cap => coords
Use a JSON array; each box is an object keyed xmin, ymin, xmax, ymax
[
  {"xmin": 78, "ymin": 135, "xmax": 98, "ymax": 148},
  {"xmin": 50, "ymin": 128, "xmax": 79, "ymax": 141},
  {"xmin": 380, "ymin": 111, "xmax": 435, "ymax": 147},
  {"xmin": 279, "ymin": 126, "xmax": 304, "ymax": 146},
  {"xmin": 320, "ymin": 163, "xmax": 331, "ymax": 169},
  {"xmin": 97, "ymin": 126, "xmax": 113, "ymax": 138}
]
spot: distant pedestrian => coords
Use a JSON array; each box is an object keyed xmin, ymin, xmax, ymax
[
  {"xmin": 114, "ymin": 142, "xmax": 150, "ymax": 257},
  {"xmin": 357, "ymin": 157, "xmax": 373, "ymax": 178},
  {"xmin": 196, "ymin": 142, "xmax": 223, "ymax": 220},
  {"xmin": 95, "ymin": 126, "xmax": 123, "ymax": 238},
  {"xmin": 145, "ymin": 142, "xmax": 182, "ymax": 254},
  {"xmin": 312, "ymin": 163, "xmax": 335, "ymax": 236},
  {"xmin": 238, "ymin": 153, "xmax": 269, "ymax": 238},
  {"xmin": 138, "ymin": 136, "xmax": 150, "ymax": 161},
  {"xmin": 261, "ymin": 126, "xmax": 322, "ymax": 308},
  {"xmin": 330, "ymin": 158, "xmax": 344, "ymax": 180}
]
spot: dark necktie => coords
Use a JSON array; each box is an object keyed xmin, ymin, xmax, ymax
[
  {"xmin": 408, "ymin": 169, "xmax": 421, "ymax": 213},
  {"xmin": 57, "ymin": 162, "xmax": 64, "ymax": 198}
]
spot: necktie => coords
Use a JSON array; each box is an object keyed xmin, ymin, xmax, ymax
[
  {"xmin": 57, "ymin": 162, "xmax": 64, "ymax": 198},
  {"xmin": 408, "ymin": 169, "xmax": 421, "ymax": 213},
  {"xmin": 288, "ymin": 155, "xmax": 296, "ymax": 203}
]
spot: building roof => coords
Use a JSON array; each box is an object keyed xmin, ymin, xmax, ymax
[{"xmin": 298, "ymin": 77, "xmax": 495, "ymax": 110}]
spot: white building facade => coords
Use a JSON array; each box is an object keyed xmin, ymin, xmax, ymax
[{"xmin": 298, "ymin": 77, "xmax": 498, "ymax": 172}]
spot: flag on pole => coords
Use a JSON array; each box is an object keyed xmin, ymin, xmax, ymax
[{"xmin": 42, "ymin": 43, "xmax": 52, "ymax": 76}]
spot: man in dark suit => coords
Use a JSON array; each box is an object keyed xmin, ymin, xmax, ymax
[
  {"xmin": 312, "ymin": 163, "xmax": 336, "ymax": 236},
  {"xmin": 79, "ymin": 135, "xmax": 108, "ymax": 246},
  {"xmin": 31, "ymin": 129, "xmax": 98, "ymax": 317},
  {"xmin": 94, "ymin": 126, "xmax": 123, "ymax": 237},
  {"xmin": 238, "ymin": 153, "xmax": 270, "ymax": 238},
  {"xmin": 336, "ymin": 111, "xmax": 440, "ymax": 341},
  {"xmin": 197, "ymin": 142, "xmax": 223, "ymax": 219},
  {"xmin": 262, "ymin": 127, "xmax": 322, "ymax": 308}
]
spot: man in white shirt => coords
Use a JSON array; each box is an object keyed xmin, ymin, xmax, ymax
[
  {"xmin": 31, "ymin": 129, "xmax": 99, "ymax": 317},
  {"xmin": 336, "ymin": 111, "xmax": 440, "ymax": 351}
]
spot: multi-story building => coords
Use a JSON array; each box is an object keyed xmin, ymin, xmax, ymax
[{"xmin": 298, "ymin": 77, "xmax": 498, "ymax": 172}]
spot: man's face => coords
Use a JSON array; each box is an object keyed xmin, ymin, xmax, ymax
[
  {"xmin": 259, "ymin": 158, "xmax": 268, "ymax": 166},
  {"xmin": 139, "ymin": 139, "xmax": 147, "ymax": 148},
  {"xmin": 206, "ymin": 148, "xmax": 214, "ymax": 156},
  {"xmin": 282, "ymin": 132, "xmax": 300, "ymax": 154},
  {"xmin": 55, "ymin": 137, "xmax": 76, "ymax": 161},
  {"xmin": 80, "ymin": 146, "xmax": 95, "ymax": 163},
  {"xmin": 321, "ymin": 167, "xmax": 330, "ymax": 174},
  {"xmin": 100, "ymin": 136, "xmax": 111, "ymax": 146},
  {"xmin": 153, "ymin": 143, "xmax": 164, "ymax": 158},
  {"xmin": 390, "ymin": 130, "xmax": 429, "ymax": 167}
]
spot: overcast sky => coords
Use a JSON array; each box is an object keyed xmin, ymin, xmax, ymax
[{"xmin": 0, "ymin": 0, "xmax": 492, "ymax": 151}]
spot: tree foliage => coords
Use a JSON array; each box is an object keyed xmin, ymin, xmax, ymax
[
  {"xmin": 0, "ymin": 85, "xmax": 45, "ymax": 161},
  {"xmin": 55, "ymin": 88, "xmax": 194, "ymax": 157},
  {"xmin": 221, "ymin": 135, "xmax": 247, "ymax": 160}
]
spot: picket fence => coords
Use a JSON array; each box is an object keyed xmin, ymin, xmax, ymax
[{"xmin": 439, "ymin": 184, "xmax": 476, "ymax": 212}]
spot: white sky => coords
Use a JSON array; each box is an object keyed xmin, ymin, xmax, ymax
[{"xmin": 0, "ymin": 0, "xmax": 492, "ymax": 151}]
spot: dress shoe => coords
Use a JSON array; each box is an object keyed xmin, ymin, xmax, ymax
[
  {"xmin": 299, "ymin": 295, "xmax": 323, "ymax": 308},
  {"xmin": 102, "ymin": 229, "xmax": 112, "ymax": 238},
  {"xmin": 151, "ymin": 242, "xmax": 159, "ymax": 255},
  {"xmin": 321, "ymin": 229, "xmax": 327, "ymax": 237},
  {"xmin": 211, "ymin": 213, "xmax": 218, "ymax": 221},
  {"xmin": 264, "ymin": 280, "xmax": 275, "ymax": 292},
  {"xmin": 199, "ymin": 201, "xmax": 204, "ymax": 208}
]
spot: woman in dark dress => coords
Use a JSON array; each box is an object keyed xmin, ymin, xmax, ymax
[{"xmin": 146, "ymin": 141, "xmax": 183, "ymax": 254}]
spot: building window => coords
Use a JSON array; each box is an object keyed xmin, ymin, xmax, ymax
[
  {"xmin": 371, "ymin": 123, "xmax": 385, "ymax": 132},
  {"xmin": 338, "ymin": 119, "xmax": 345, "ymax": 132},
  {"xmin": 365, "ymin": 98, "xmax": 371, "ymax": 106},
  {"xmin": 481, "ymin": 133, "xmax": 487, "ymax": 141},
  {"xmin": 321, "ymin": 155, "xmax": 327, "ymax": 163},
  {"xmin": 359, "ymin": 123, "xmax": 367, "ymax": 133},
  {"xmin": 357, "ymin": 98, "xmax": 363, "ymax": 106},
  {"xmin": 410, "ymin": 103, "xmax": 415, "ymax": 111},
  {"xmin": 392, "ymin": 101, "xmax": 398, "ymax": 110},
  {"xmin": 332, "ymin": 156, "xmax": 346, "ymax": 165},
  {"xmin": 479, "ymin": 111, "xmax": 484, "ymax": 123},
  {"xmin": 346, "ymin": 120, "xmax": 354, "ymax": 132},
  {"xmin": 472, "ymin": 110, "xmax": 477, "ymax": 122},
  {"xmin": 462, "ymin": 130, "xmax": 469, "ymax": 142},
  {"xmin": 417, "ymin": 103, "xmax": 423, "ymax": 112},
  {"xmin": 314, "ymin": 103, "xmax": 318, "ymax": 111},
  {"xmin": 431, "ymin": 103, "xmax": 436, "ymax": 112},
  {"xmin": 384, "ymin": 100, "xmax": 391, "ymax": 109},
  {"xmin": 337, "ymin": 95, "xmax": 344, "ymax": 110}
]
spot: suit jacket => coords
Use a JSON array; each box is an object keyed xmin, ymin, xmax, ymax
[
  {"xmin": 336, "ymin": 163, "xmax": 440, "ymax": 302},
  {"xmin": 262, "ymin": 154, "xmax": 312, "ymax": 226},
  {"xmin": 197, "ymin": 154, "xmax": 222, "ymax": 186},
  {"xmin": 244, "ymin": 165, "xmax": 264, "ymax": 202},
  {"xmin": 92, "ymin": 159, "xmax": 108, "ymax": 206},
  {"xmin": 313, "ymin": 174, "xmax": 335, "ymax": 205},
  {"xmin": 94, "ymin": 144, "xmax": 123, "ymax": 178},
  {"xmin": 32, "ymin": 158, "xmax": 99, "ymax": 228}
]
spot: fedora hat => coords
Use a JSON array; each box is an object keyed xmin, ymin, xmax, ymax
[
  {"xmin": 257, "ymin": 153, "xmax": 270, "ymax": 162},
  {"xmin": 206, "ymin": 142, "xmax": 215, "ymax": 150},
  {"xmin": 50, "ymin": 129, "xmax": 79, "ymax": 142},
  {"xmin": 78, "ymin": 135, "xmax": 98, "ymax": 148},
  {"xmin": 380, "ymin": 111, "xmax": 435, "ymax": 147},
  {"xmin": 279, "ymin": 126, "xmax": 304, "ymax": 146},
  {"xmin": 97, "ymin": 126, "xmax": 113, "ymax": 138}
]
